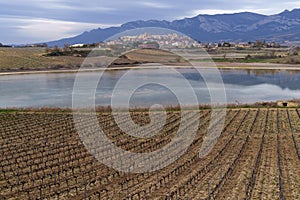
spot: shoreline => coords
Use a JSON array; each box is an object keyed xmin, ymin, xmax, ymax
[
  {"xmin": 0, "ymin": 106, "xmax": 299, "ymax": 114},
  {"xmin": 1, "ymin": 99, "xmax": 299, "ymax": 112},
  {"xmin": 1, "ymin": 62, "xmax": 300, "ymax": 76}
]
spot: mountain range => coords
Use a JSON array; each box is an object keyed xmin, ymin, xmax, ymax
[{"xmin": 46, "ymin": 9, "xmax": 300, "ymax": 47}]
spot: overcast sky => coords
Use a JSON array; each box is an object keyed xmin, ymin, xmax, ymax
[{"xmin": 1, "ymin": 0, "xmax": 300, "ymax": 44}]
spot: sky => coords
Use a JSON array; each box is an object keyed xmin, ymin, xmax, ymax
[{"xmin": 1, "ymin": 0, "xmax": 300, "ymax": 44}]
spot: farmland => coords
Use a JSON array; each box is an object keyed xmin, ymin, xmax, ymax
[
  {"xmin": 0, "ymin": 47, "xmax": 83, "ymax": 72},
  {"xmin": 0, "ymin": 108, "xmax": 300, "ymax": 199},
  {"xmin": 1, "ymin": 47, "xmax": 300, "ymax": 74}
]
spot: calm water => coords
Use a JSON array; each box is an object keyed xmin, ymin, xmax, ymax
[{"xmin": 0, "ymin": 68, "xmax": 300, "ymax": 108}]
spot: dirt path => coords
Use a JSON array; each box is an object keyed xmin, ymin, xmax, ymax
[{"xmin": 1, "ymin": 62, "xmax": 300, "ymax": 76}]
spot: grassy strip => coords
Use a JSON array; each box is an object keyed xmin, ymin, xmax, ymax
[
  {"xmin": 0, "ymin": 109, "xmax": 19, "ymax": 113},
  {"xmin": 1, "ymin": 102, "xmax": 299, "ymax": 114},
  {"xmin": 213, "ymin": 58, "xmax": 270, "ymax": 63}
]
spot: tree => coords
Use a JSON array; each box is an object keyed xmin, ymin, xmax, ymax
[
  {"xmin": 222, "ymin": 42, "xmax": 231, "ymax": 47},
  {"xmin": 254, "ymin": 40, "xmax": 266, "ymax": 48},
  {"xmin": 63, "ymin": 44, "xmax": 72, "ymax": 55},
  {"xmin": 45, "ymin": 45, "xmax": 63, "ymax": 56}
]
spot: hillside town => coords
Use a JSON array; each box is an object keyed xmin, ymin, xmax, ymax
[{"xmin": 66, "ymin": 32, "xmax": 285, "ymax": 50}]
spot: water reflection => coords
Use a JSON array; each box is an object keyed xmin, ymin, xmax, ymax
[{"xmin": 0, "ymin": 68, "xmax": 299, "ymax": 108}]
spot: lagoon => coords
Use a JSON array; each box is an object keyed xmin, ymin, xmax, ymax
[{"xmin": 0, "ymin": 68, "xmax": 299, "ymax": 108}]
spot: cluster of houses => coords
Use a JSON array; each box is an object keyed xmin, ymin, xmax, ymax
[
  {"xmin": 94, "ymin": 33, "xmax": 285, "ymax": 50},
  {"xmin": 277, "ymin": 100, "xmax": 300, "ymax": 107},
  {"xmin": 102, "ymin": 33, "xmax": 202, "ymax": 49},
  {"xmin": 201, "ymin": 41, "xmax": 282, "ymax": 49}
]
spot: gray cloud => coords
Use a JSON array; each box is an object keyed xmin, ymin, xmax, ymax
[{"xmin": 1, "ymin": 0, "xmax": 299, "ymax": 44}]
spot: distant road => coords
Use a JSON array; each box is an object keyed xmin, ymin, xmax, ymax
[{"xmin": 1, "ymin": 62, "xmax": 300, "ymax": 76}]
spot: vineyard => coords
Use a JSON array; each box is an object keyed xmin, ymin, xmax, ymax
[{"xmin": 0, "ymin": 108, "xmax": 300, "ymax": 199}]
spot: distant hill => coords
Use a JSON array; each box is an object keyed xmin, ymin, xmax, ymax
[{"xmin": 46, "ymin": 9, "xmax": 300, "ymax": 47}]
